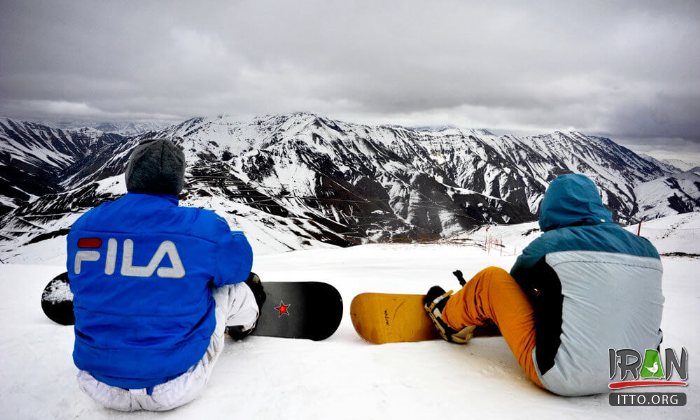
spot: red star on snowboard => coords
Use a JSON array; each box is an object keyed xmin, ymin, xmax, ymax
[{"xmin": 275, "ymin": 300, "xmax": 291, "ymax": 316}]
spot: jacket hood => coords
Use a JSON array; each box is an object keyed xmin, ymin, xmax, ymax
[{"xmin": 538, "ymin": 174, "xmax": 612, "ymax": 232}]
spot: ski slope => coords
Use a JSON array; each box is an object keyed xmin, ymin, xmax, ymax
[{"xmin": 0, "ymin": 218, "xmax": 698, "ymax": 419}]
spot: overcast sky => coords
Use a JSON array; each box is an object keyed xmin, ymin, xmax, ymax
[{"xmin": 1, "ymin": 0, "xmax": 699, "ymax": 161}]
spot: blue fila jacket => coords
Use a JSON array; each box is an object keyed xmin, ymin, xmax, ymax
[
  {"xmin": 510, "ymin": 174, "xmax": 664, "ymax": 396},
  {"xmin": 67, "ymin": 192, "xmax": 253, "ymax": 389}
]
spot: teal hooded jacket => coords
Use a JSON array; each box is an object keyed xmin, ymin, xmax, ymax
[{"xmin": 510, "ymin": 174, "xmax": 663, "ymax": 396}]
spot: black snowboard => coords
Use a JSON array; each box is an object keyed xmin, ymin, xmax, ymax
[
  {"xmin": 41, "ymin": 274, "xmax": 343, "ymax": 341},
  {"xmin": 41, "ymin": 272, "xmax": 75, "ymax": 326},
  {"xmin": 252, "ymin": 281, "xmax": 343, "ymax": 341}
]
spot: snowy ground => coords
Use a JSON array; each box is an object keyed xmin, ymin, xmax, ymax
[{"xmin": 1, "ymin": 219, "xmax": 698, "ymax": 419}]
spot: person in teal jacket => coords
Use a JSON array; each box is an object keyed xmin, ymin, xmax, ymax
[{"xmin": 425, "ymin": 174, "xmax": 664, "ymax": 395}]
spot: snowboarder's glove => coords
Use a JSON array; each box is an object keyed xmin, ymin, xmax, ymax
[
  {"xmin": 424, "ymin": 286, "xmax": 475, "ymax": 344},
  {"xmin": 226, "ymin": 325, "xmax": 252, "ymax": 341}
]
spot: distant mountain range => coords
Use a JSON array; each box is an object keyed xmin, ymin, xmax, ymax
[
  {"xmin": 1, "ymin": 113, "xmax": 698, "ymax": 257},
  {"xmin": 28, "ymin": 119, "xmax": 174, "ymax": 136}
]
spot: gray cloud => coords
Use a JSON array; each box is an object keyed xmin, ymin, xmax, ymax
[{"xmin": 1, "ymin": 0, "xmax": 699, "ymax": 148}]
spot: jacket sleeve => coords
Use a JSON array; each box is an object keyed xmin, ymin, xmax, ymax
[
  {"xmin": 509, "ymin": 232, "xmax": 564, "ymax": 375},
  {"xmin": 213, "ymin": 230, "xmax": 253, "ymax": 288},
  {"xmin": 510, "ymin": 234, "xmax": 552, "ymax": 283}
]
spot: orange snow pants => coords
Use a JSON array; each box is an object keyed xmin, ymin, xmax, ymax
[{"xmin": 442, "ymin": 266, "xmax": 543, "ymax": 387}]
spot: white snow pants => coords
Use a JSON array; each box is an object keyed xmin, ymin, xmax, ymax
[{"xmin": 76, "ymin": 282, "xmax": 259, "ymax": 412}]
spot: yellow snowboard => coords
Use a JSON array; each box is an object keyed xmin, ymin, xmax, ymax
[{"xmin": 350, "ymin": 293, "xmax": 438, "ymax": 344}]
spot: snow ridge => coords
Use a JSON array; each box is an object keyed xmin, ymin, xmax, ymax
[{"xmin": 1, "ymin": 113, "xmax": 696, "ymax": 258}]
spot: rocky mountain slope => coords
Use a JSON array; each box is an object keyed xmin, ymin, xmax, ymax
[
  {"xmin": 1, "ymin": 113, "xmax": 696, "ymax": 257},
  {"xmin": 635, "ymin": 168, "xmax": 700, "ymax": 220},
  {"xmin": 0, "ymin": 118, "xmax": 128, "ymax": 213}
]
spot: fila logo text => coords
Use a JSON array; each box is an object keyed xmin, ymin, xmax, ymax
[{"xmin": 74, "ymin": 238, "xmax": 186, "ymax": 279}]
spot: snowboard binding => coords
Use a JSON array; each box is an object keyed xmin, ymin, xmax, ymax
[{"xmin": 423, "ymin": 286, "xmax": 475, "ymax": 344}]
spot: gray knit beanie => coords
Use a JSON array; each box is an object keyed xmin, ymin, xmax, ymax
[{"xmin": 125, "ymin": 139, "xmax": 186, "ymax": 196}]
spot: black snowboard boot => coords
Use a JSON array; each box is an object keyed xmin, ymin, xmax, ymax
[
  {"xmin": 424, "ymin": 286, "xmax": 475, "ymax": 344},
  {"xmin": 245, "ymin": 272, "xmax": 266, "ymax": 311},
  {"xmin": 226, "ymin": 272, "xmax": 267, "ymax": 341}
]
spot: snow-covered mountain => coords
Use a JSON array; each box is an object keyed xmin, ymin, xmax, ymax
[
  {"xmin": 638, "ymin": 154, "xmax": 683, "ymax": 174},
  {"xmin": 635, "ymin": 168, "xmax": 700, "ymax": 220},
  {"xmin": 0, "ymin": 113, "xmax": 695, "ymax": 258},
  {"xmin": 0, "ymin": 118, "xmax": 127, "ymax": 214},
  {"xmin": 660, "ymin": 158, "xmax": 699, "ymax": 172},
  {"xmin": 30, "ymin": 119, "xmax": 175, "ymax": 136}
]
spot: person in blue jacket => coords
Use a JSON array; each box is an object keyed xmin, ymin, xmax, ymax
[
  {"xmin": 424, "ymin": 174, "xmax": 664, "ymax": 395},
  {"xmin": 67, "ymin": 138, "xmax": 265, "ymax": 411}
]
